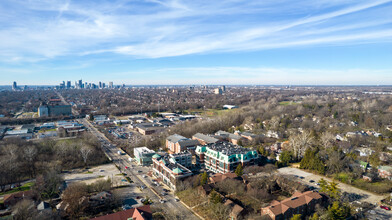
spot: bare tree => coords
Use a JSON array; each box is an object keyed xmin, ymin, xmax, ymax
[
  {"xmin": 23, "ymin": 146, "xmax": 37, "ymax": 177},
  {"xmin": 12, "ymin": 199, "xmax": 37, "ymax": 220},
  {"xmin": 289, "ymin": 131, "xmax": 315, "ymax": 159},
  {"xmin": 80, "ymin": 146, "xmax": 92, "ymax": 168},
  {"xmin": 211, "ymin": 203, "xmax": 230, "ymax": 220},
  {"xmin": 320, "ymin": 132, "xmax": 334, "ymax": 149}
]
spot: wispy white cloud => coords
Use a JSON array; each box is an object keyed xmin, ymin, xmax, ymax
[
  {"xmin": 108, "ymin": 66, "xmax": 392, "ymax": 85},
  {"xmin": 0, "ymin": 0, "xmax": 391, "ymax": 62}
]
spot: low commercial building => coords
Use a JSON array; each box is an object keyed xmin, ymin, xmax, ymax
[
  {"xmin": 152, "ymin": 154, "xmax": 193, "ymax": 190},
  {"xmin": 195, "ymin": 142, "xmax": 259, "ymax": 174},
  {"xmin": 166, "ymin": 134, "xmax": 200, "ymax": 154},
  {"xmin": 4, "ymin": 129, "xmax": 33, "ymax": 140},
  {"xmin": 134, "ymin": 147, "xmax": 156, "ymax": 166},
  {"xmin": 134, "ymin": 123, "xmax": 165, "ymax": 135},
  {"xmin": 261, "ymin": 191, "xmax": 323, "ymax": 220}
]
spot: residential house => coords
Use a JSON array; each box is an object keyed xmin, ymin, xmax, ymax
[
  {"xmin": 209, "ymin": 172, "xmax": 239, "ymax": 184},
  {"xmin": 224, "ymin": 199, "xmax": 244, "ymax": 220},
  {"xmin": 358, "ymin": 161, "xmax": 369, "ymax": 170},
  {"xmin": 198, "ymin": 184, "xmax": 214, "ymax": 197},
  {"xmin": 356, "ymin": 147, "xmax": 375, "ymax": 157},
  {"xmin": 166, "ymin": 134, "xmax": 200, "ymax": 154},
  {"xmin": 378, "ymin": 166, "xmax": 392, "ymax": 180},
  {"xmin": 192, "ymin": 133, "xmax": 219, "ymax": 145},
  {"xmin": 195, "ymin": 142, "xmax": 259, "ymax": 174},
  {"xmin": 261, "ymin": 191, "xmax": 323, "ymax": 220},
  {"xmin": 91, "ymin": 205, "xmax": 152, "ymax": 220},
  {"xmin": 3, "ymin": 190, "xmax": 35, "ymax": 208}
]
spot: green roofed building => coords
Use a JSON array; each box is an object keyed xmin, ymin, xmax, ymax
[{"xmin": 196, "ymin": 141, "xmax": 259, "ymax": 174}]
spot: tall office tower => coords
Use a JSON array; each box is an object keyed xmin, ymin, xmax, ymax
[
  {"xmin": 78, "ymin": 79, "xmax": 83, "ymax": 89},
  {"xmin": 221, "ymin": 85, "xmax": 226, "ymax": 92},
  {"xmin": 99, "ymin": 81, "xmax": 102, "ymax": 88},
  {"xmin": 84, "ymin": 82, "xmax": 88, "ymax": 89},
  {"xmin": 12, "ymin": 81, "xmax": 17, "ymax": 91},
  {"xmin": 60, "ymin": 81, "xmax": 65, "ymax": 89},
  {"xmin": 66, "ymin": 81, "xmax": 71, "ymax": 89},
  {"xmin": 109, "ymin": 81, "xmax": 113, "ymax": 88},
  {"xmin": 102, "ymin": 83, "xmax": 106, "ymax": 88}
]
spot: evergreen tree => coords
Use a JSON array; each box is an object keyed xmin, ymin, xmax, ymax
[
  {"xmin": 235, "ymin": 163, "xmax": 243, "ymax": 177},
  {"xmin": 290, "ymin": 214, "xmax": 301, "ymax": 220},
  {"xmin": 200, "ymin": 172, "xmax": 208, "ymax": 185},
  {"xmin": 328, "ymin": 201, "xmax": 350, "ymax": 220},
  {"xmin": 209, "ymin": 190, "xmax": 222, "ymax": 204},
  {"xmin": 309, "ymin": 213, "xmax": 319, "ymax": 220},
  {"xmin": 279, "ymin": 150, "xmax": 293, "ymax": 166},
  {"xmin": 318, "ymin": 178, "xmax": 328, "ymax": 193}
]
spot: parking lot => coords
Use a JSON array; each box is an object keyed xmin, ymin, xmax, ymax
[{"xmin": 63, "ymin": 163, "xmax": 130, "ymax": 187}]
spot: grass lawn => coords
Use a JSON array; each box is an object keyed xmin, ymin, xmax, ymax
[
  {"xmin": 279, "ymin": 101, "xmax": 300, "ymax": 106},
  {"xmin": 176, "ymin": 188, "xmax": 206, "ymax": 207},
  {"xmin": 352, "ymin": 179, "xmax": 392, "ymax": 194},
  {"xmin": 193, "ymin": 203, "xmax": 216, "ymax": 220},
  {"xmin": 0, "ymin": 182, "xmax": 34, "ymax": 196},
  {"xmin": 38, "ymin": 128, "xmax": 57, "ymax": 133},
  {"xmin": 228, "ymin": 194, "xmax": 265, "ymax": 212}
]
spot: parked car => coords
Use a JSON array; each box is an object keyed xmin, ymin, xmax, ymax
[
  {"xmin": 380, "ymin": 205, "xmax": 391, "ymax": 210},
  {"xmin": 159, "ymin": 199, "xmax": 165, "ymax": 203},
  {"xmin": 309, "ymin": 180, "xmax": 315, "ymax": 183}
]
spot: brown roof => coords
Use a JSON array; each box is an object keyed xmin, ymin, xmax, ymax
[
  {"xmin": 264, "ymin": 191, "xmax": 322, "ymax": 216},
  {"xmin": 210, "ymin": 172, "xmax": 238, "ymax": 184},
  {"xmin": 3, "ymin": 190, "xmax": 34, "ymax": 206},
  {"xmin": 91, "ymin": 205, "xmax": 152, "ymax": 220}
]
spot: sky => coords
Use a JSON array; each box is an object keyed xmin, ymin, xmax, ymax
[{"xmin": 0, "ymin": 0, "xmax": 392, "ymax": 85}]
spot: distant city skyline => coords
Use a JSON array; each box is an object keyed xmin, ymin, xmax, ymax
[{"xmin": 1, "ymin": 0, "xmax": 392, "ymax": 85}]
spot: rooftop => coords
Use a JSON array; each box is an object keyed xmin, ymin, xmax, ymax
[
  {"xmin": 206, "ymin": 141, "xmax": 254, "ymax": 156},
  {"xmin": 167, "ymin": 134, "xmax": 187, "ymax": 143},
  {"xmin": 193, "ymin": 133, "xmax": 219, "ymax": 144}
]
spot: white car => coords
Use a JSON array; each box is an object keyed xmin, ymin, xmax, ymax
[{"xmin": 159, "ymin": 199, "xmax": 165, "ymax": 203}]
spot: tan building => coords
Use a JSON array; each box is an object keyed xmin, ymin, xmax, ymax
[
  {"xmin": 261, "ymin": 191, "xmax": 323, "ymax": 220},
  {"xmin": 166, "ymin": 134, "xmax": 200, "ymax": 154}
]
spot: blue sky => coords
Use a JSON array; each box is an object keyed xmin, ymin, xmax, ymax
[{"xmin": 1, "ymin": 0, "xmax": 392, "ymax": 85}]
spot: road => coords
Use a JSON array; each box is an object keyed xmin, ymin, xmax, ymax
[{"xmin": 79, "ymin": 118, "xmax": 199, "ymax": 219}]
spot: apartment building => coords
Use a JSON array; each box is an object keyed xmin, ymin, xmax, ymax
[
  {"xmin": 152, "ymin": 154, "xmax": 193, "ymax": 190},
  {"xmin": 195, "ymin": 142, "xmax": 259, "ymax": 174}
]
